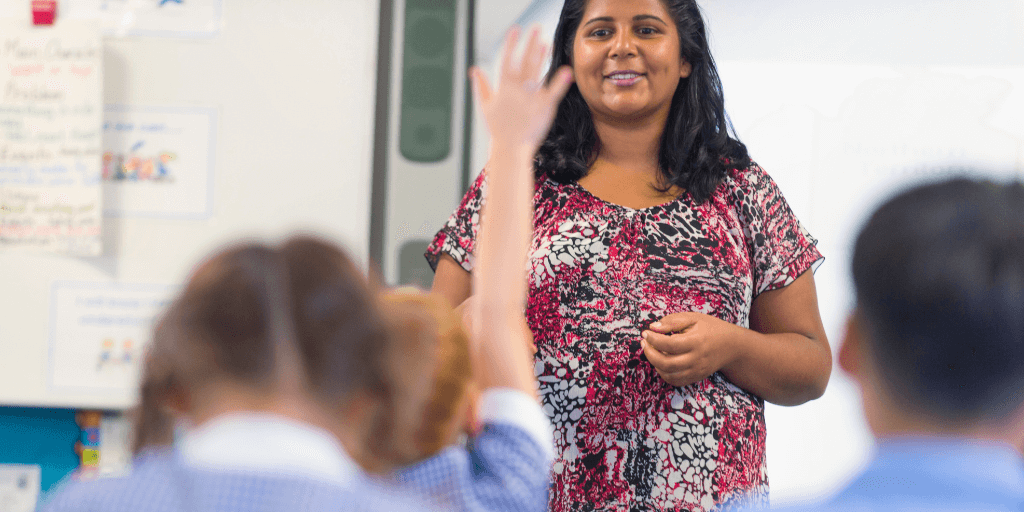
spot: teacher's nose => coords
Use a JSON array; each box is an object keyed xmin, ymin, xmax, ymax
[{"xmin": 609, "ymin": 31, "xmax": 637, "ymax": 59}]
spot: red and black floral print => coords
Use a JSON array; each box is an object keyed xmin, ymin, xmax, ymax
[{"xmin": 427, "ymin": 163, "xmax": 822, "ymax": 512}]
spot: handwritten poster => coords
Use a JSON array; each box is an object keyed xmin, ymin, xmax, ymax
[
  {"xmin": 0, "ymin": 22, "xmax": 102, "ymax": 255},
  {"xmin": 49, "ymin": 282, "xmax": 174, "ymax": 397},
  {"xmin": 103, "ymin": 106, "xmax": 215, "ymax": 218}
]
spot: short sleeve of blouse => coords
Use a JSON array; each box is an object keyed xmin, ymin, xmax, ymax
[
  {"xmin": 729, "ymin": 163, "xmax": 823, "ymax": 296},
  {"xmin": 425, "ymin": 170, "xmax": 487, "ymax": 273}
]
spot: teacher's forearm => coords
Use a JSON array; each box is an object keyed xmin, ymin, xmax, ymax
[{"xmin": 720, "ymin": 329, "xmax": 831, "ymax": 406}]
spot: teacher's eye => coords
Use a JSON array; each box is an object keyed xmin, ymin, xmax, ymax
[
  {"xmin": 589, "ymin": 28, "xmax": 612, "ymax": 38},
  {"xmin": 637, "ymin": 26, "xmax": 658, "ymax": 36}
]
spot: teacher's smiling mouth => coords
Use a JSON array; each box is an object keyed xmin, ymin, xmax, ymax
[{"xmin": 605, "ymin": 71, "xmax": 645, "ymax": 86}]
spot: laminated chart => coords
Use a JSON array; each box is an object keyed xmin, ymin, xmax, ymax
[
  {"xmin": 102, "ymin": 106, "xmax": 215, "ymax": 219},
  {"xmin": 49, "ymin": 282, "xmax": 174, "ymax": 399},
  {"xmin": 0, "ymin": 22, "xmax": 103, "ymax": 255}
]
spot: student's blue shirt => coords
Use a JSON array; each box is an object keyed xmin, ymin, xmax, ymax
[
  {"xmin": 772, "ymin": 438, "xmax": 1024, "ymax": 512},
  {"xmin": 41, "ymin": 391, "xmax": 555, "ymax": 512},
  {"xmin": 398, "ymin": 423, "xmax": 551, "ymax": 512},
  {"xmin": 39, "ymin": 414, "xmax": 432, "ymax": 512},
  {"xmin": 40, "ymin": 449, "xmax": 430, "ymax": 512},
  {"xmin": 396, "ymin": 389, "xmax": 555, "ymax": 512}
]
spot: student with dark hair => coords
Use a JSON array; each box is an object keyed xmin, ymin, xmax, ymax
[
  {"xmin": 774, "ymin": 176, "xmax": 1024, "ymax": 511},
  {"xmin": 42, "ymin": 236, "xmax": 431, "ymax": 512},
  {"xmin": 428, "ymin": 0, "xmax": 830, "ymax": 509}
]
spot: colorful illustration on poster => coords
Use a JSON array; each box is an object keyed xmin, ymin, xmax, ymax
[
  {"xmin": 50, "ymin": 282, "xmax": 175, "ymax": 398},
  {"xmin": 102, "ymin": 106, "xmax": 214, "ymax": 218},
  {"xmin": 102, "ymin": 141, "xmax": 177, "ymax": 182}
]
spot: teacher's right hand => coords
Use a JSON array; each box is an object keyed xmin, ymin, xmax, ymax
[{"xmin": 469, "ymin": 25, "xmax": 574, "ymax": 155}]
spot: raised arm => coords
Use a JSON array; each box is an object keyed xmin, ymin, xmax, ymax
[
  {"xmin": 469, "ymin": 27, "xmax": 572, "ymax": 396},
  {"xmin": 392, "ymin": 27, "xmax": 572, "ymax": 512}
]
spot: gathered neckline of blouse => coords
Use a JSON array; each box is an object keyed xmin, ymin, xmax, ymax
[{"xmin": 561, "ymin": 178, "xmax": 694, "ymax": 214}]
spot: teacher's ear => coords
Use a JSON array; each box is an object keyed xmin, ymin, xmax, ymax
[{"xmin": 679, "ymin": 58, "xmax": 692, "ymax": 79}]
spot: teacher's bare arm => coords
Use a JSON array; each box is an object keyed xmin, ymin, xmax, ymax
[
  {"xmin": 431, "ymin": 253, "xmax": 472, "ymax": 308},
  {"xmin": 643, "ymin": 270, "xmax": 831, "ymax": 406}
]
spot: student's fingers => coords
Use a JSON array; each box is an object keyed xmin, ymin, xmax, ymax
[
  {"xmin": 649, "ymin": 312, "xmax": 700, "ymax": 334},
  {"xmin": 642, "ymin": 330, "xmax": 694, "ymax": 356},
  {"xmin": 469, "ymin": 67, "xmax": 493, "ymax": 106},
  {"xmin": 499, "ymin": 25, "xmax": 522, "ymax": 81},
  {"xmin": 520, "ymin": 26, "xmax": 546, "ymax": 81},
  {"xmin": 543, "ymin": 66, "xmax": 574, "ymax": 109}
]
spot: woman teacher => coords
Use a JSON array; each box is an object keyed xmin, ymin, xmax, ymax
[{"xmin": 428, "ymin": 0, "xmax": 831, "ymax": 510}]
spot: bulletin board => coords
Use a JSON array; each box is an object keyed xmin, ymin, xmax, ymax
[{"xmin": 0, "ymin": 0, "xmax": 382, "ymax": 409}]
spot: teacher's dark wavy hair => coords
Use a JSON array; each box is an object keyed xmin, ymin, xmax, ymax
[{"xmin": 536, "ymin": 0, "xmax": 749, "ymax": 204}]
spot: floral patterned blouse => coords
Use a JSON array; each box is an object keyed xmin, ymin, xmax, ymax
[{"xmin": 426, "ymin": 162, "xmax": 822, "ymax": 512}]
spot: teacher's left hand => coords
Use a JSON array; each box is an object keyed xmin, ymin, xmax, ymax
[{"xmin": 641, "ymin": 312, "xmax": 741, "ymax": 388}]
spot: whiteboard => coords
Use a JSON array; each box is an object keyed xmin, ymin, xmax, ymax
[{"xmin": 0, "ymin": 0, "xmax": 381, "ymax": 409}]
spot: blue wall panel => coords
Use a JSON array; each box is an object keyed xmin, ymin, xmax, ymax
[{"xmin": 0, "ymin": 407, "xmax": 79, "ymax": 494}]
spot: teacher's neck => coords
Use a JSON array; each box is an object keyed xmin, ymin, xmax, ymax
[{"xmin": 590, "ymin": 110, "xmax": 667, "ymax": 175}]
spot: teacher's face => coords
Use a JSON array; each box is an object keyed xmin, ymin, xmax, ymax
[{"xmin": 572, "ymin": 0, "xmax": 691, "ymax": 123}]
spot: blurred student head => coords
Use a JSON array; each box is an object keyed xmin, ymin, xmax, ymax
[
  {"xmin": 375, "ymin": 289, "xmax": 474, "ymax": 467},
  {"xmin": 132, "ymin": 235, "xmax": 408, "ymax": 470},
  {"xmin": 841, "ymin": 177, "xmax": 1024, "ymax": 441}
]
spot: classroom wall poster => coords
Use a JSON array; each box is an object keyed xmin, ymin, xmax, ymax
[
  {"xmin": 63, "ymin": 0, "xmax": 223, "ymax": 38},
  {"xmin": 0, "ymin": 21, "xmax": 103, "ymax": 255},
  {"xmin": 49, "ymin": 282, "xmax": 175, "ymax": 397},
  {"xmin": 102, "ymin": 105, "xmax": 215, "ymax": 218}
]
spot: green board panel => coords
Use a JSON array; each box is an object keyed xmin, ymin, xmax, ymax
[{"xmin": 399, "ymin": 0, "xmax": 457, "ymax": 162}]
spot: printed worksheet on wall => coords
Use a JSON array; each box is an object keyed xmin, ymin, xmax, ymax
[
  {"xmin": 49, "ymin": 282, "xmax": 175, "ymax": 399},
  {"xmin": 102, "ymin": 105, "xmax": 216, "ymax": 219}
]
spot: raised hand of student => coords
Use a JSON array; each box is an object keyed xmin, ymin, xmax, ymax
[
  {"xmin": 470, "ymin": 25, "xmax": 573, "ymax": 159},
  {"xmin": 469, "ymin": 26, "xmax": 569, "ymax": 398}
]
